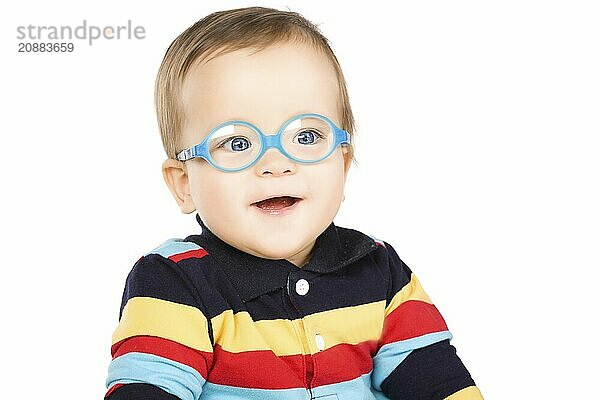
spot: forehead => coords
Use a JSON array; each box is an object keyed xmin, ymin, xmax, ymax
[{"xmin": 180, "ymin": 41, "xmax": 340, "ymax": 144}]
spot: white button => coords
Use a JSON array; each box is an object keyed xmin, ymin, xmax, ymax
[
  {"xmin": 295, "ymin": 279, "xmax": 310, "ymax": 295},
  {"xmin": 315, "ymin": 334, "xmax": 325, "ymax": 351}
]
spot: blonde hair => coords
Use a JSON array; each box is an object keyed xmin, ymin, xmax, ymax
[{"xmin": 154, "ymin": 6, "xmax": 357, "ymax": 164}]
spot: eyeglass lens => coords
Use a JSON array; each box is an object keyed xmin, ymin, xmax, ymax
[{"xmin": 207, "ymin": 116, "xmax": 335, "ymax": 169}]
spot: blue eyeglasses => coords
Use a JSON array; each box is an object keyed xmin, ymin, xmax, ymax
[{"xmin": 176, "ymin": 113, "xmax": 351, "ymax": 172}]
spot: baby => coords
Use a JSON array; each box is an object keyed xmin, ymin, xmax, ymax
[{"xmin": 105, "ymin": 6, "xmax": 483, "ymax": 400}]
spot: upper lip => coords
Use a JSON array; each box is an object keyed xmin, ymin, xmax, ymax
[{"xmin": 251, "ymin": 194, "xmax": 304, "ymax": 205}]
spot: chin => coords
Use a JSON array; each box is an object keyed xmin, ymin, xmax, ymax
[{"xmin": 249, "ymin": 231, "xmax": 309, "ymax": 259}]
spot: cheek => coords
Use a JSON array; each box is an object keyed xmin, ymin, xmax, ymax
[
  {"xmin": 188, "ymin": 165, "xmax": 245, "ymax": 207},
  {"xmin": 310, "ymin": 156, "xmax": 347, "ymax": 202}
]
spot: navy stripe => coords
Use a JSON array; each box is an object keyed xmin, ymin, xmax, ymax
[
  {"xmin": 120, "ymin": 237, "xmax": 413, "ymax": 326},
  {"xmin": 380, "ymin": 339, "xmax": 476, "ymax": 400},
  {"xmin": 158, "ymin": 248, "xmax": 389, "ymax": 322},
  {"xmin": 107, "ymin": 383, "xmax": 180, "ymax": 400}
]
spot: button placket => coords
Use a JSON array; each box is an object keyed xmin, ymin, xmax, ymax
[{"xmin": 286, "ymin": 272, "xmax": 322, "ymax": 391}]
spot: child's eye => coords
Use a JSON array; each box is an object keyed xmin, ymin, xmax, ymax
[
  {"xmin": 218, "ymin": 136, "xmax": 252, "ymax": 152},
  {"xmin": 295, "ymin": 129, "xmax": 324, "ymax": 145}
]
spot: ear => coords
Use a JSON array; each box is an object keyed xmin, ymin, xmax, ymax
[
  {"xmin": 342, "ymin": 145, "xmax": 352, "ymax": 179},
  {"xmin": 161, "ymin": 158, "xmax": 196, "ymax": 214},
  {"xmin": 341, "ymin": 146, "xmax": 352, "ymax": 203}
]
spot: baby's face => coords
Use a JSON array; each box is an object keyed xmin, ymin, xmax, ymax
[{"xmin": 172, "ymin": 41, "xmax": 351, "ymax": 266}]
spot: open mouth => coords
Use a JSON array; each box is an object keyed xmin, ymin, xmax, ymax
[{"xmin": 252, "ymin": 196, "xmax": 302, "ymax": 212}]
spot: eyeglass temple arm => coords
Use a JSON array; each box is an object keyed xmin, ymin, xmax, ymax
[{"xmin": 176, "ymin": 147, "xmax": 195, "ymax": 161}]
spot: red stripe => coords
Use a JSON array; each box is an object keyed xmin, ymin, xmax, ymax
[
  {"xmin": 111, "ymin": 335, "xmax": 213, "ymax": 379},
  {"xmin": 311, "ymin": 340, "xmax": 378, "ymax": 386},
  {"xmin": 209, "ymin": 340, "xmax": 378, "ymax": 389},
  {"xmin": 104, "ymin": 383, "xmax": 124, "ymax": 399},
  {"xmin": 379, "ymin": 300, "xmax": 448, "ymax": 346},
  {"xmin": 209, "ymin": 344, "xmax": 302, "ymax": 388},
  {"xmin": 168, "ymin": 248, "xmax": 208, "ymax": 263}
]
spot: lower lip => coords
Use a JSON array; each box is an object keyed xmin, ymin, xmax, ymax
[{"xmin": 252, "ymin": 199, "xmax": 303, "ymax": 216}]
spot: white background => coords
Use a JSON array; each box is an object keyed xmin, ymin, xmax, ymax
[{"xmin": 1, "ymin": 1, "xmax": 599, "ymax": 398}]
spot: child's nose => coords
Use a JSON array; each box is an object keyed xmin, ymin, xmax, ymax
[{"xmin": 255, "ymin": 147, "xmax": 296, "ymax": 176}]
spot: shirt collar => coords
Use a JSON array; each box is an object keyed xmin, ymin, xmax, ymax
[{"xmin": 187, "ymin": 213, "xmax": 378, "ymax": 303}]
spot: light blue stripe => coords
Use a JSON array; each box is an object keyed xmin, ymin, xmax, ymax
[
  {"xmin": 144, "ymin": 238, "xmax": 203, "ymax": 259},
  {"xmin": 311, "ymin": 372, "xmax": 381, "ymax": 399},
  {"xmin": 106, "ymin": 352, "xmax": 206, "ymax": 400},
  {"xmin": 371, "ymin": 330, "xmax": 453, "ymax": 391},
  {"xmin": 200, "ymin": 381, "xmax": 311, "ymax": 400},
  {"xmin": 200, "ymin": 372, "xmax": 385, "ymax": 400}
]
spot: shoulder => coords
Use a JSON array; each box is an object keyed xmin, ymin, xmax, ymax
[
  {"xmin": 334, "ymin": 224, "xmax": 398, "ymax": 272},
  {"xmin": 359, "ymin": 230, "xmax": 404, "ymax": 264},
  {"xmin": 338, "ymin": 225, "xmax": 410, "ymax": 274},
  {"xmin": 122, "ymin": 238, "xmax": 210, "ymax": 304},
  {"xmin": 334, "ymin": 223, "xmax": 390, "ymax": 257}
]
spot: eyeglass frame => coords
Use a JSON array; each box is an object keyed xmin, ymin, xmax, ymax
[{"xmin": 176, "ymin": 112, "xmax": 351, "ymax": 172}]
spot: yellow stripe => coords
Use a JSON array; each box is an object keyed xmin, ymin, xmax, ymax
[
  {"xmin": 304, "ymin": 300, "xmax": 384, "ymax": 351},
  {"xmin": 385, "ymin": 273, "xmax": 433, "ymax": 317},
  {"xmin": 112, "ymin": 297, "xmax": 212, "ymax": 352},
  {"xmin": 444, "ymin": 386, "xmax": 484, "ymax": 400},
  {"xmin": 211, "ymin": 300, "xmax": 386, "ymax": 355},
  {"xmin": 211, "ymin": 310, "xmax": 304, "ymax": 355}
]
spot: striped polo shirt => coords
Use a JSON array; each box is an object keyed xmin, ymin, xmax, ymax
[{"xmin": 105, "ymin": 213, "xmax": 482, "ymax": 400}]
